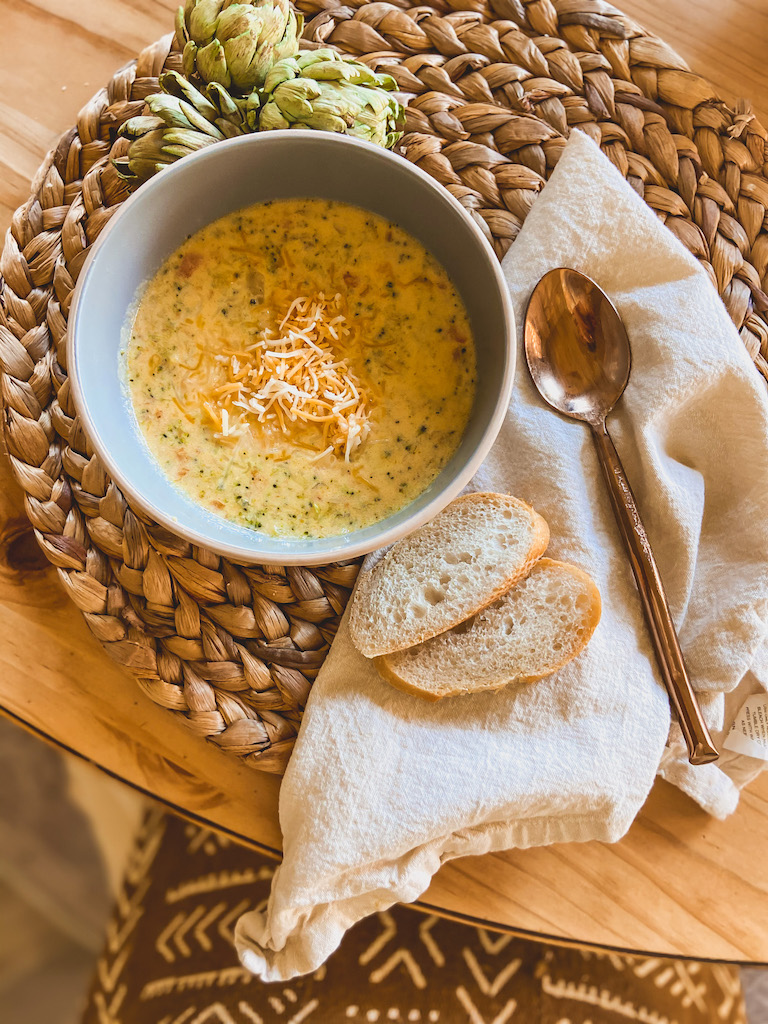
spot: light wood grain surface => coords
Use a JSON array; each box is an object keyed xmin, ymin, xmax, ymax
[{"xmin": 2, "ymin": 0, "xmax": 768, "ymax": 964}]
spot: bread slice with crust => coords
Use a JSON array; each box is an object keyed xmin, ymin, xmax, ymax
[
  {"xmin": 375, "ymin": 558, "xmax": 601, "ymax": 701},
  {"xmin": 348, "ymin": 492, "xmax": 550, "ymax": 658}
]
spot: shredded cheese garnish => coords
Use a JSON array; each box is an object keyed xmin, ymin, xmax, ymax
[{"xmin": 199, "ymin": 294, "xmax": 373, "ymax": 462}]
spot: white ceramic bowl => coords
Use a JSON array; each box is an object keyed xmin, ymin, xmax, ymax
[{"xmin": 68, "ymin": 131, "xmax": 514, "ymax": 565}]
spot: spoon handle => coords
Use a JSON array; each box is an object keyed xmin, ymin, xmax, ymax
[{"xmin": 590, "ymin": 422, "xmax": 719, "ymax": 766}]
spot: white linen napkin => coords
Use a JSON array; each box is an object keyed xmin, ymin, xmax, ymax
[{"xmin": 236, "ymin": 130, "xmax": 768, "ymax": 981}]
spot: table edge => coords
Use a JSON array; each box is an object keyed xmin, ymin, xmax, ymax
[{"xmin": 4, "ymin": 701, "xmax": 766, "ymax": 967}]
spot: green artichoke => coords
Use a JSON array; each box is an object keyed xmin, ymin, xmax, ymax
[
  {"xmin": 176, "ymin": 0, "xmax": 302, "ymax": 94},
  {"xmin": 259, "ymin": 50, "xmax": 405, "ymax": 148},
  {"xmin": 113, "ymin": 71, "xmax": 259, "ymax": 184}
]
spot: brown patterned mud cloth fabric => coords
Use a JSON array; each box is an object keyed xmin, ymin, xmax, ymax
[{"xmin": 81, "ymin": 809, "xmax": 746, "ymax": 1024}]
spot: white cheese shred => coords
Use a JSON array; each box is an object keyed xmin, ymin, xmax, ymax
[{"xmin": 207, "ymin": 294, "xmax": 372, "ymax": 461}]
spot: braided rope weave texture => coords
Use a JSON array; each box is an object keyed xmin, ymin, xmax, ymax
[{"xmin": 2, "ymin": 0, "xmax": 768, "ymax": 774}]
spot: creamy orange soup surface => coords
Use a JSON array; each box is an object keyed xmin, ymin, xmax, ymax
[{"xmin": 125, "ymin": 198, "xmax": 477, "ymax": 538}]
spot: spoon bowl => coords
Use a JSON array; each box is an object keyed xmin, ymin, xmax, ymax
[{"xmin": 524, "ymin": 268, "xmax": 631, "ymax": 425}]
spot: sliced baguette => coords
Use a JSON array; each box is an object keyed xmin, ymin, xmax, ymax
[
  {"xmin": 375, "ymin": 558, "xmax": 601, "ymax": 701},
  {"xmin": 348, "ymin": 492, "xmax": 549, "ymax": 658}
]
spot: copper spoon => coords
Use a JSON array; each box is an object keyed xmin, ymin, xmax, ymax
[{"xmin": 524, "ymin": 267, "xmax": 718, "ymax": 766}]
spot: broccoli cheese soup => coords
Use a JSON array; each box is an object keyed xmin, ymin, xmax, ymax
[{"xmin": 125, "ymin": 198, "xmax": 477, "ymax": 538}]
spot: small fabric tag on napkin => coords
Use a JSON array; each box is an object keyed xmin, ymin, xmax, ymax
[{"xmin": 723, "ymin": 694, "xmax": 768, "ymax": 760}]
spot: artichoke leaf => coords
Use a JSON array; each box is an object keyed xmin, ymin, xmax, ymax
[
  {"xmin": 162, "ymin": 127, "xmax": 218, "ymax": 150},
  {"xmin": 146, "ymin": 94, "xmax": 225, "ymax": 138},
  {"xmin": 187, "ymin": 0, "xmax": 225, "ymax": 44},
  {"xmin": 258, "ymin": 103, "xmax": 290, "ymax": 130},
  {"xmin": 119, "ymin": 115, "xmax": 167, "ymax": 139},
  {"xmin": 182, "ymin": 41, "xmax": 199, "ymax": 80},
  {"xmin": 216, "ymin": 119, "xmax": 247, "ymax": 138},
  {"xmin": 206, "ymin": 80, "xmax": 257, "ymax": 127},
  {"xmin": 174, "ymin": 6, "xmax": 189, "ymax": 47},
  {"xmin": 196, "ymin": 39, "xmax": 231, "ymax": 87},
  {"xmin": 159, "ymin": 70, "xmax": 219, "ymax": 121}
]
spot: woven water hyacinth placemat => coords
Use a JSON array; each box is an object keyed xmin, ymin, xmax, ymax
[{"xmin": 2, "ymin": 0, "xmax": 768, "ymax": 775}]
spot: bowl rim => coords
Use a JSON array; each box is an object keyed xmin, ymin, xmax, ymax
[{"xmin": 67, "ymin": 130, "xmax": 515, "ymax": 565}]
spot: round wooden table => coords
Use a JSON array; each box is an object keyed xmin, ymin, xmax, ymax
[{"xmin": 2, "ymin": 0, "xmax": 767, "ymax": 966}]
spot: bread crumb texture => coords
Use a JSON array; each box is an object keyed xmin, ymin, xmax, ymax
[
  {"xmin": 349, "ymin": 493, "xmax": 549, "ymax": 657},
  {"xmin": 377, "ymin": 559, "xmax": 601, "ymax": 700}
]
